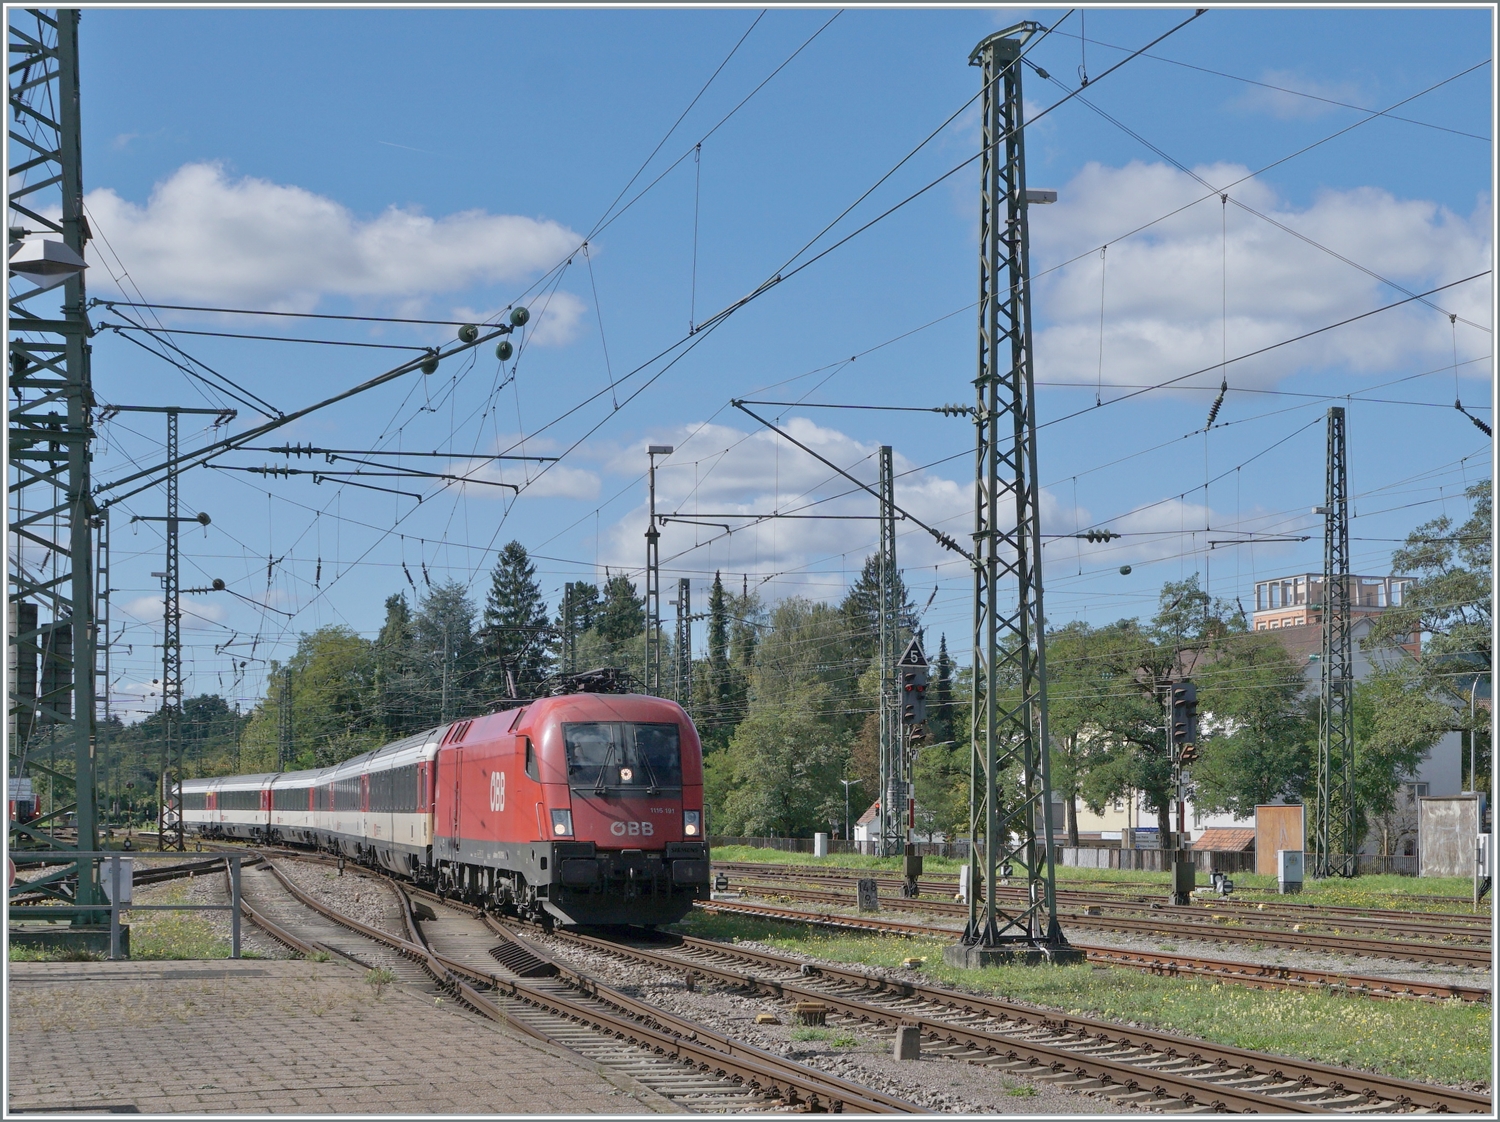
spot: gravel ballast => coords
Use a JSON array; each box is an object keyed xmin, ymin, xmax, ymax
[
  {"xmin": 271, "ymin": 858, "xmax": 406, "ymax": 937},
  {"xmin": 524, "ymin": 929, "xmax": 1125, "ymax": 1115}
]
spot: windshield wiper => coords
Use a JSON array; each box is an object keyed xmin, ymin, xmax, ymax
[{"xmin": 593, "ymin": 736, "xmax": 618, "ymax": 796}]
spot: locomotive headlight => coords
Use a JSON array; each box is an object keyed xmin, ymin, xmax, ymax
[
  {"xmin": 683, "ymin": 811, "xmax": 701, "ymax": 837},
  {"xmin": 550, "ymin": 809, "xmax": 574, "ymax": 836},
  {"xmin": 619, "ymin": 767, "xmax": 633, "ymax": 783}
]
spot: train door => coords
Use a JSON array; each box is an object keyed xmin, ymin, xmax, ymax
[
  {"xmin": 448, "ymin": 748, "xmax": 462, "ymax": 854},
  {"xmin": 360, "ymin": 773, "xmax": 370, "ymax": 846}
]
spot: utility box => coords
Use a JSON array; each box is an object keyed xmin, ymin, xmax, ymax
[
  {"xmin": 957, "ymin": 864, "xmax": 971, "ymax": 903},
  {"xmin": 813, "ymin": 832, "xmax": 829, "ymax": 858},
  {"xmin": 1277, "ymin": 849, "xmax": 1304, "ymax": 894},
  {"xmin": 856, "ymin": 878, "xmax": 879, "ymax": 912},
  {"xmin": 1419, "ymin": 794, "xmax": 1487, "ymax": 877},
  {"xmin": 1171, "ymin": 852, "xmax": 1195, "ymax": 905}
]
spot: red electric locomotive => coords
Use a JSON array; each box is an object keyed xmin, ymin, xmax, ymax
[
  {"xmin": 182, "ymin": 686, "xmax": 710, "ymax": 928},
  {"xmin": 433, "ymin": 690, "xmax": 709, "ymax": 927}
]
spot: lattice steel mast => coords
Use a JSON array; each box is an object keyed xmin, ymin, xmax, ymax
[
  {"xmin": 1314, "ymin": 406, "xmax": 1356, "ymax": 878},
  {"xmin": 876, "ymin": 445, "xmax": 903, "ymax": 857},
  {"xmin": 947, "ymin": 23, "xmax": 1078, "ymax": 967},
  {"xmin": 674, "ymin": 577, "xmax": 692, "ymax": 711},
  {"xmin": 7, "ymin": 8, "xmax": 100, "ymax": 907},
  {"xmin": 644, "ymin": 446, "xmax": 671, "ymax": 694}
]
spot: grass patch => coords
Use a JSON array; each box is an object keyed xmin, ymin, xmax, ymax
[
  {"xmin": 711, "ymin": 845, "xmax": 969, "ymax": 874},
  {"xmin": 674, "ymin": 909, "xmax": 1491, "ymax": 1087},
  {"xmin": 830, "ymin": 1032, "xmax": 858, "ymax": 1047},
  {"xmin": 125, "ymin": 884, "xmax": 234, "ymax": 960},
  {"xmin": 791, "ymin": 1027, "xmax": 831, "ymax": 1041},
  {"xmin": 7, "ymin": 943, "xmax": 101, "ymax": 962}
]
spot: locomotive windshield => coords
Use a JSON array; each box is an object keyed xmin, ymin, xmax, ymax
[{"xmin": 564, "ymin": 723, "xmax": 682, "ymax": 792}]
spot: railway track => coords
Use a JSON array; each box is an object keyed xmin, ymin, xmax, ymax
[
  {"xmin": 246, "ymin": 854, "xmax": 914, "ymax": 1113},
  {"xmin": 713, "ymin": 863, "xmax": 1492, "ymax": 939},
  {"xmin": 698, "ymin": 896, "xmax": 1491, "ymax": 1005},
  {"xmin": 535, "ymin": 921, "xmax": 1492, "ymax": 1115},
  {"xmin": 723, "ymin": 880, "xmax": 1493, "ymax": 968}
]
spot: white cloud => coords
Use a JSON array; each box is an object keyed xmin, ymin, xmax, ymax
[
  {"xmin": 1031, "ymin": 161, "xmax": 1492, "ymax": 392},
  {"xmin": 515, "ymin": 463, "xmax": 601, "ymax": 500},
  {"xmin": 1230, "ymin": 70, "xmax": 1365, "ymax": 120},
  {"xmin": 84, "ymin": 162, "xmax": 583, "ymax": 310},
  {"xmin": 454, "ymin": 437, "xmax": 601, "ymax": 501},
  {"xmin": 587, "ymin": 421, "xmax": 983, "ymax": 594},
  {"xmin": 120, "ymin": 594, "xmax": 227, "ymax": 629}
]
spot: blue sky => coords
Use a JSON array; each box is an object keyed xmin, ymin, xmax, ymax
[{"xmin": 61, "ymin": 6, "xmax": 1493, "ymax": 720}]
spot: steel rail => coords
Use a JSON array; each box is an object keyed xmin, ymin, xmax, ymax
[
  {"xmin": 466, "ymin": 911, "xmax": 917, "ymax": 1114},
  {"xmin": 728, "ymin": 881, "xmax": 1493, "ymax": 966},
  {"xmin": 699, "ymin": 897, "xmax": 1491, "ymax": 1004},
  {"xmin": 713, "ymin": 862, "xmax": 1492, "ymax": 932},
  {"xmin": 222, "ymin": 860, "xmax": 328, "ymax": 958},
  {"xmin": 723, "ymin": 868, "xmax": 1491, "ymax": 941},
  {"xmin": 548, "ymin": 924, "xmax": 1491, "ymax": 1114},
  {"xmin": 539, "ymin": 929, "xmax": 1325, "ymax": 1113},
  {"xmin": 259, "ymin": 855, "xmax": 910, "ymax": 1113}
]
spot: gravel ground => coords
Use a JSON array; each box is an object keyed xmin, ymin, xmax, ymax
[
  {"xmin": 525, "ymin": 930, "xmax": 1125, "ymax": 1115},
  {"xmin": 736, "ymin": 895, "xmax": 1493, "ymax": 990},
  {"xmin": 271, "ymin": 859, "xmax": 407, "ymax": 937}
]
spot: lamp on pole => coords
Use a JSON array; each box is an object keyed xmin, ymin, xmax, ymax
[{"xmin": 839, "ymin": 778, "xmax": 862, "ymax": 843}]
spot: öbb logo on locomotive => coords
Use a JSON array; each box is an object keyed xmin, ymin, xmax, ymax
[{"xmin": 176, "ymin": 691, "xmax": 711, "ymax": 928}]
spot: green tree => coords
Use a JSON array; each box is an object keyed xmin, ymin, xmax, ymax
[
  {"xmin": 696, "ymin": 572, "xmax": 734, "ymax": 751},
  {"xmin": 929, "ymin": 634, "xmax": 955, "ymax": 747},
  {"xmin": 712, "ymin": 597, "xmax": 853, "ymax": 835},
  {"xmin": 595, "ymin": 572, "xmax": 644, "ymax": 645},
  {"xmin": 1060, "ymin": 577, "xmax": 1241, "ymax": 844},
  {"xmin": 1367, "ymin": 479, "xmax": 1491, "ymax": 791},
  {"xmin": 373, "ymin": 593, "xmax": 423, "ymax": 738},
  {"xmin": 553, "ymin": 581, "xmax": 601, "ymax": 674},
  {"xmin": 415, "ymin": 580, "xmax": 480, "ymax": 720},
  {"xmin": 480, "ymin": 541, "xmax": 552, "ymax": 695},
  {"xmin": 1189, "ymin": 632, "xmax": 1315, "ymax": 817}
]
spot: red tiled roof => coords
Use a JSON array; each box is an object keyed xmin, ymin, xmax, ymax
[
  {"xmin": 1194, "ymin": 827, "xmax": 1256, "ymax": 852},
  {"xmin": 856, "ymin": 800, "xmax": 881, "ymax": 826}
]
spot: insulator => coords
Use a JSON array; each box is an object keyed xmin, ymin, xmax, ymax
[
  {"xmin": 496, "ymin": 340, "xmax": 514, "ymax": 362},
  {"xmin": 1206, "ymin": 378, "xmax": 1227, "ymax": 428},
  {"xmin": 509, "ymin": 306, "xmax": 530, "ymax": 327},
  {"xmin": 458, "ymin": 324, "xmax": 479, "ymax": 343},
  {"xmin": 420, "ymin": 353, "xmax": 439, "ymax": 376}
]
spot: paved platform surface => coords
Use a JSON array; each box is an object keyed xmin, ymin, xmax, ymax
[{"xmin": 8, "ymin": 959, "xmax": 675, "ymax": 1114}]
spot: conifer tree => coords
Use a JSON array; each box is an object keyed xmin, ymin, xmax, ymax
[{"xmin": 480, "ymin": 541, "xmax": 552, "ymax": 695}]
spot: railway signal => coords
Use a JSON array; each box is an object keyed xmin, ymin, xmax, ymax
[
  {"xmin": 900, "ymin": 666, "xmax": 928, "ymax": 726},
  {"xmin": 1170, "ymin": 681, "xmax": 1199, "ymax": 764}
]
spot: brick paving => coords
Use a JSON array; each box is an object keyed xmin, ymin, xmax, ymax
[{"xmin": 7, "ymin": 959, "xmax": 676, "ymax": 1114}]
